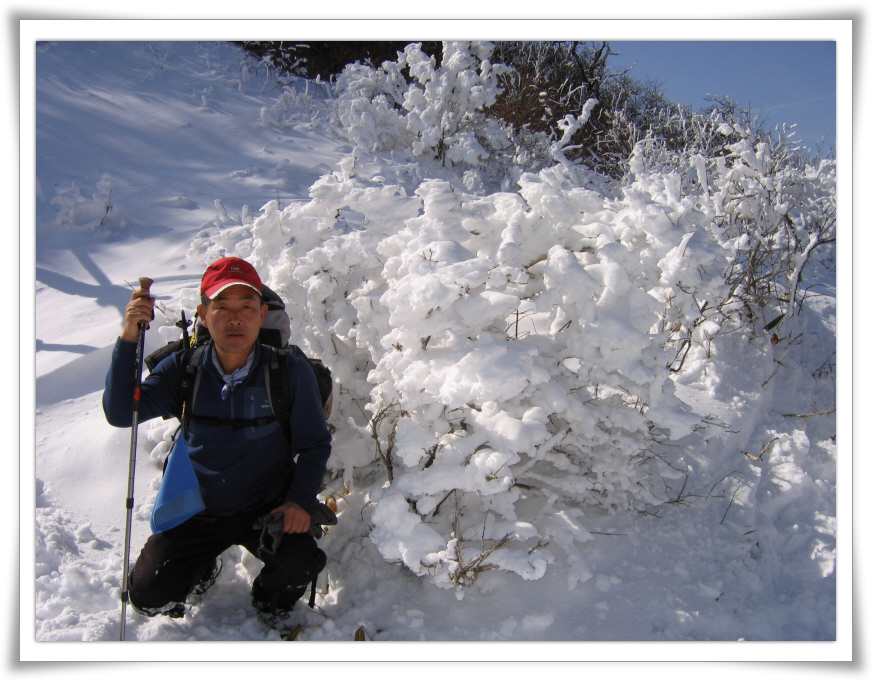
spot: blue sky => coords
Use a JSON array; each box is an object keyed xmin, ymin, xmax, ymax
[{"xmin": 606, "ymin": 41, "xmax": 837, "ymax": 152}]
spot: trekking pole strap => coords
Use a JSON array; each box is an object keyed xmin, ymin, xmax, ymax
[{"xmin": 308, "ymin": 574, "xmax": 318, "ymax": 609}]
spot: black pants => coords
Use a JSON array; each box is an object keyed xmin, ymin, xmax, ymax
[{"xmin": 129, "ymin": 504, "xmax": 325, "ymax": 612}]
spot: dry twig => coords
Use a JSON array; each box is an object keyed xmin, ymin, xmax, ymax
[{"xmin": 742, "ymin": 436, "xmax": 780, "ymax": 461}]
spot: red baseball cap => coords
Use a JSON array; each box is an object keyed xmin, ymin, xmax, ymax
[{"xmin": 200, "ymin": 257, "xmax": 263, "ymax": 299}]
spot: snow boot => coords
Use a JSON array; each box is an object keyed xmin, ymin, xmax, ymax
[
  {"xmin": 251, "ymin": 577, "xmax": 309, "ymax": 634},
  {"xmin": 131, "ymin": 600, "xmax": 186, "ymax": 619},
  {"xmin": 129, "ymin": 557, "xmax": 221, "ymax": 619},
  {"xmin": 186, "ymin": 556, "xmax": 223, "ymax": 605}
]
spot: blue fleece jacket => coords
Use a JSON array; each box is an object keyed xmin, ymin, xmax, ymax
[{"xmin": 103, "ymin": 339, "xmax": 331, "ymax": 516}]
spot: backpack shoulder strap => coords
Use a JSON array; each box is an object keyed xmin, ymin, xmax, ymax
[
  {"xmin": 262, "ymin": 345, "xmax": 292, "ymax": 443},
  {"xmin": 179, "ymin": 344, "xmax": 206, "ymax": 438},
  {"xmin": 178, "ymin": 343, "xmax": 292, "ymax": 442}
]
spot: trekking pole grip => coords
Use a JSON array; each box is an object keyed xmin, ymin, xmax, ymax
[{"xmin": 137, "ymin": 277, "xmax": 154, "ymax": 328}]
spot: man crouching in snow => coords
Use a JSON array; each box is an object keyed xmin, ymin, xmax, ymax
[{"xmin": 103, "ymin": 257, "xmax": 332, "ymax": 632}]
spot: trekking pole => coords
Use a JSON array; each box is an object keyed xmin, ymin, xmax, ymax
[
  {"xmin": 120, "ymin": 277, "xmax": 153, "ymax": 642},
  {"xmin": 177, "ymin": 310, "xmax": 191, "ymax": 348}
]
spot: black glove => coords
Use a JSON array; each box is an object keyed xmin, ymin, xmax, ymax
[
  {"xmin": 306, "ymin": 501, "xmax": 338, "ymax": 540},
  {"xmin": 252, "ymin": 502, "xmax": 339, "ymax": 554},
  {"xmin": 252, "ymin": 511, "xmax": 285, "ymax": 555}
]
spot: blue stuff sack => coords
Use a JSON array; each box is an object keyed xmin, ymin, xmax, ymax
[{"xmin": 150, "ymin": 436, "xmax": 205, "ymax": 534}]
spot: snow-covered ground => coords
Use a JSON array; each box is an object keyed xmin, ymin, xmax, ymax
[{"xmin": 25, "ymin": 39, "xmax": 850, "ymax": 665}]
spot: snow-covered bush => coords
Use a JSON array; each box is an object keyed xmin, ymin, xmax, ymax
[
  {"xmin": 50, "ymin": 173, "xmax": 117, "ymax": 231},
  {"xmin": 334, "ymin": 42, "xmax": 510, "ymax": 168},
  {"xmin": 194, "ymin": 150, "xmax": 705, "ymax": 591},
  {"xmin": 627, "ymin": 114, "xmax": 837, "ymax": 370},
  {"xmin": 185, "ymin": 41, "xmax": 836, "ymax": 592},
  {"xmin": 260, "ymin": 79, "xmax": 330, "ymax": 130},
  {"xmin": 708, "ymin": 134, "xmax": 836, "ymax": 324}
]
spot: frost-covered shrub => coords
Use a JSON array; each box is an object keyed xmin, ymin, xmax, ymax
[
  {"xmin": 260, "ymin": 79, "xmax": 331, "ymax": 130},
  {"xmin": 192, "ymin": 151, "xmax": 711, "ymax": 590},
  {"xmin": 486, "ymin": 41, "xmax": 636, "ymax": 179},
  {"xmin": 708, "ymin": 135, "xmax": 836, "ymax": 324},
  {"xmin": 50, "ymin": 173, "xmax": 116, "ymax": 231},
  {"xmin": 235, "ymin": 41, "xmax": 444, "ymax": 82},
  {"xmin": 627, "ymin": 115, "xmax": 837, "ymax": 368},
  {"xmin": 183, "ymin": 43, "xmax": 836, "ymax": 591},
  {"xmin": 334, "ymin": 42, "xmax": 510, "ymax": 167}
]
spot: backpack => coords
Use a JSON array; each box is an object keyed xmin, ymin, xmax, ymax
[
  {"xmin": 144, "ymin": 285, "xmax": 291, "ymax": 370},
  {"xmin": 144, "ymin": 285, "xmax": 333, "ymax": 436}
]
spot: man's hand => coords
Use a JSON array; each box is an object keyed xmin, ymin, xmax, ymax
[
  {"xmin": 120, "ymin": 287, "xmax": 155, "ymax": 343},
  {"xmin": 271, "ymin": 501, "xmax": 311, "ymax": 535}
]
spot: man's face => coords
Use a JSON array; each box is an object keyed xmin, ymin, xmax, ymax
[{"xmin": 197, "ymin": 285, "xmax": 268, "ymax": 358}]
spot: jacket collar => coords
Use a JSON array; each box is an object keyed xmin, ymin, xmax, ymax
[{"xmin": 206, "ymin": 340, "xmax": 261, "ymax": 385}]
